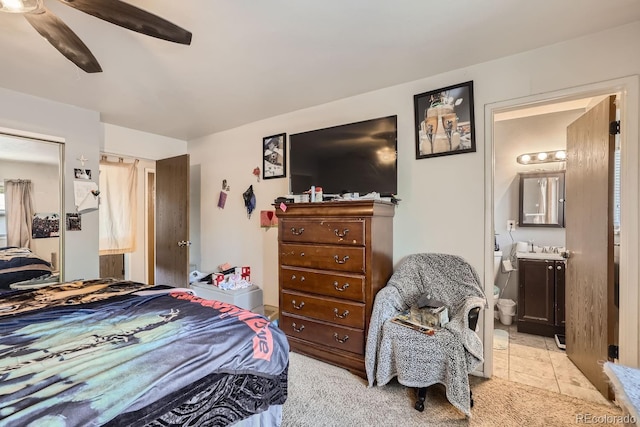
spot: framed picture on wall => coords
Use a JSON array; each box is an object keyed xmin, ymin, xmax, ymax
[
  {"xmin": 32, "ymin": 213, "xmax": 60, "ymax": 238},
  {"xmin": 414, "ymin": 80, "xmax": 476, "ymax": 159},
  {"xmin": 263, "ymin": 133, "xmax": 286, "ymax": 179}
]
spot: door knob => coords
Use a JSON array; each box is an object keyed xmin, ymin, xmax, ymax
[{"xmin": 177, "ymin": 240, "xmax": 192, "ymax": 247}]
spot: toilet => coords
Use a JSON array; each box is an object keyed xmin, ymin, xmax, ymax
[{"xmin": 493, "ymin": 251, "xmax": 502, "ymax": 319}]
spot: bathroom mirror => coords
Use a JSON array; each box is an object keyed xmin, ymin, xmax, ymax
[
  {"xmin": 0, "ymin": 132, "xmax": 64, "ymax": 287},
  {"xmin": 518, "ymin": 171, "xmax": 565, "ymax": 227}
]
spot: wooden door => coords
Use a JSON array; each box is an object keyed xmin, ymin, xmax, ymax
[
  {"xmin": 155, "ymin": 155, "xmax": 190, "ymax": 287},
  {"xmin": 565, "ymin": 95, "xmax": 616, "ymax": 398},
  {"xmin": 555, "ymin": 261, "xmax": 566, "ymax": 329},
  {"xmin": 99, "ymin": 254, "xmax": 124, "ymax": 279}
]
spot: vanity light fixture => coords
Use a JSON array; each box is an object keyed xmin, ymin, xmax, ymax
[{"xmin": 517, "ymin": 149, "xmax": 567, "ymax": 165}]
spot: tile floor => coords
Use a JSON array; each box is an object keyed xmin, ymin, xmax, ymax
[{"xmin": 492, "ymin": 320, "xmax": 612, "ymax": 406}]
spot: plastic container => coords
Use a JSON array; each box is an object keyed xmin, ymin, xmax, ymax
[
  {"xmin": 189, "ymin": 283, "xmax": 263, "ymax": 312},
  {"xmin": 497, "ymin": 298, "xmax": 516, "ymax": 325}
]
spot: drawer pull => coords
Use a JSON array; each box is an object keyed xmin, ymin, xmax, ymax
[
  {"xmin": 334, "ymin": 308, "xmax": 350, "ymax": 319},
  {"xmin": 333, "ymin": 281, "xmax": 350, "ymax": 292},
  {"xmin": 300, "ymin": 276, "xmax": 305, "ymax": 281},
  {"xmin": 292, "ymin": 323, "xmax": 305, "ymax": 333},
  {"xmin": 333, "ymin": 333, "xmax": 349, "ymax": 343},
  {"xmin": 291, "ymin": 300, "xmax": 305, "ymax": 310},
  {"xmin": 334, "ymin": 228, "xmax": 350, "ymax": 238},
  {"xmin": 290, "ymin": 227, "xmax": 305, "ymax": 235},
  {"xmin": 300, "ymin": 252, "xmax": 305, "ymax": 257},
  {"xmin": 334, "ymin": 255, "xmax": 350, "ymax": 264}
]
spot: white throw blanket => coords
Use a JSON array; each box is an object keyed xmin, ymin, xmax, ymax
[{"xmin": 365, "ymin": 253, "xmax": 487, "ymax": 417}]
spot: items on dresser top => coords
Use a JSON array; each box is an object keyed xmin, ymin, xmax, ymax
[{"xmin": 276, "ymin": 200, "xmax": 395, "ymax": 378}]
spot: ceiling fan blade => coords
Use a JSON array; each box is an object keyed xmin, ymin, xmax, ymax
[
  {"xmin": 57, "ymin": 0, "xmax": 192, "ymax": 45},
  {"xmin": 24, "ymin": 7, "xmax": 102, "ymax": 73}
]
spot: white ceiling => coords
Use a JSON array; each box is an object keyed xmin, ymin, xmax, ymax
[{"xmin": 0, "ymin": 0, "xmax": 639, "ymax": 141}]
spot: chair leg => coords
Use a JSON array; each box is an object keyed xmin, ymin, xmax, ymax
[
  {"xmin": 470, "ymin": 389, "xmax": 474, "ymax": 408},
  {"xmin": 414, "ymin": 387, "xmax": 427, "ymax": 412}
]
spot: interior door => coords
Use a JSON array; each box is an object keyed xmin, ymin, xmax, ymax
[
  {"xmin": 99, "ymin": 254, "xmax": 124, "ymax": 279},
  {"xmin": 155, "ymin": 154, "xmax": 190, "ymax": 287},
  {"xmin": 565, "ymin": 95, "xmax": 616, "ymax": 398}
]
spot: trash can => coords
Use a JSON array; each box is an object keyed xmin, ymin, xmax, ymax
[{"xmin": 497, "ymin": 299, "xmax": 517, "ymax": 326}]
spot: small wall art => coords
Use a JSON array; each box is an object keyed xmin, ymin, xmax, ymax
[
  {"xmin": 260, "ymin": 210, "xmax": 278, "ymax": 228},
  {"xmin": 32, "ymin": 213, "xmax": 60, "ymax": 238},
  {"xmin": 414, "ymin": 80, "xmax": 476, "ymax": 159},
  {"xmin": 74, "ymin": 168, "xmax": 92, "ymax": 180},
  {"xmin": 66, "ymin": 213, "xmax": 81, "ymax": 231},
  {"xmin": 263, "ymin": 133, "xmax": 286, "ymax": 179}
]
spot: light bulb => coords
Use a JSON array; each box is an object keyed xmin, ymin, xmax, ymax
[
  {"xmin": 537, "ymin": 152, "xmax": 548, "ymax": 161},
  {"xmin": 554, "ymin": 150, "xmax": 567, "ymax": 160},
  {"xmin": 519, "ymin": 154, "xmax": 531, "ymax": 164},
  {"xmin": 0, "ymin": 0, "xmax": 41, "ymax": 13}
]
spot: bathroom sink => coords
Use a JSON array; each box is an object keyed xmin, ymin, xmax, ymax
[{"xmin": 516, "ymin": 252, "xmax": 565, "ymax": 261}]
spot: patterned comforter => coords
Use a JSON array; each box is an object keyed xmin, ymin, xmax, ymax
[
  {"xmin": 0, "ymin": 246, "xmax": 53, "ymax": 289},
  {"xmin": 0, "ymin": 279, "xmax": 289, "ymax": 426}
]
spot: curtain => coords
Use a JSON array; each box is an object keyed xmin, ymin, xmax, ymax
[
  {"xmin": 99, "ymin": 159, "xmax": 138, "ymax": 255},
  {"xmin": 4, "ymin": 179, "xmax": 35, "ymax": 248}
]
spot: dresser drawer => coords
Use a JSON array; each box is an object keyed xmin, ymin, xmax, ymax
[
  {"xmin": 280, "ymin": 219, "xmax": 365, "ymax": 246},
  {"xmin": 280, "ymin": 266, "xmax": 365, "ymax": 302},
  {"xmin": 280, "ymin": 243, "xmax": 365, "ymax": 273},
  {"xmin": 281, "ymin": 313, "xmax": 365, "ymax": 355},
  {"xmin": 282, "ymin": 290, "xmax": 365, "ymax": 328}
]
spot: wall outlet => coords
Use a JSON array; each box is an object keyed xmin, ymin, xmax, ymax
[{"xmin": 507, "ymin": 220, "xmax": 516, "ymax": 231}]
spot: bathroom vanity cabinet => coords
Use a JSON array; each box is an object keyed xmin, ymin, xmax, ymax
[{"xmin": 517, "ymin": 257, "xmax": 565, "ymax": 337}]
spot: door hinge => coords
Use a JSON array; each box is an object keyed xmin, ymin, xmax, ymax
[
  {"xmin": 609, "ymin": 120, "xmax": 620, "ymax": 135},
  {"xmin": 608, "ymin": 344, "xmax": 619, "ymax": 360}
]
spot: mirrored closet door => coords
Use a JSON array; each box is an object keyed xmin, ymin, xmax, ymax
[{"xmin": 0, "ymin": 132, "xmax": 63, "ymax": 289}]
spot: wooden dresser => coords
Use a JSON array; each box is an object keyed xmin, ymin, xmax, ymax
[{"xmin": 276, "ymin": 200, "xmax": 394, "ymax": 378}]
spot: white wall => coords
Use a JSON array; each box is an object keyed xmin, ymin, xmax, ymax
[
  {"xmin": 0, "ymin": 88, "xmax": 101, "ymax": 281},
  {"xmin": 189, "ymin": 21, "xmax": 640, "ymax": 313},
  {"xmin": 102, "ymin": 124, "xmax": 187, "ymax": 160},
  {"xmin": 494, "ymin": 110, "xmax": 583, "ymax": 301}
]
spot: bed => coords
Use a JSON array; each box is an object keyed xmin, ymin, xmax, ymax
[
  {"xmin": 0, "ymin": 278, "xmax": 289, "ymax": 426},
  {"xmin": 0, "ymin": 246, "xmax": 55, "ymax": 291}
]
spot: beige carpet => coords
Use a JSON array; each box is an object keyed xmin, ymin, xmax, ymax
[{"xmin": 281, "ymin": 352, "xmax": 623, "ymax": 427}]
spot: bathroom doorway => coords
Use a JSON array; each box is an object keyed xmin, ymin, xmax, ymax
[{"xmin": 484, "ymin": 76, "xmax": 639, "ymax": 393}]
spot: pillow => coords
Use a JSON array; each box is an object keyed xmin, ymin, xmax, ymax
[{"xmin": 0, "ymin": 247, "xmax": 53, "ymax": 290}]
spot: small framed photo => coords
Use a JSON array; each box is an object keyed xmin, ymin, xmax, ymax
[
  {"xmin": 263, "ymin": 133, "xmax": 286, "ymax": 179},
  {"xmin": 32, "ymin": 213, "xmax": 60, "ymax": 238},
  {"xmin": 414, "ymin": 80, "xmax": 476, "ymax": 159},
  {"xmin": 66, "ymin": 213, "xmax": 82, "ymax": 231},
  {"xmin": 74, "ymin": 168, "xmax": 92, "ymax": 180}
]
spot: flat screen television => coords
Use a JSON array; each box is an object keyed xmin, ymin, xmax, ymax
[{"xmin": 289, "ymin": 115, "xmax": 397, "ymax": 196}]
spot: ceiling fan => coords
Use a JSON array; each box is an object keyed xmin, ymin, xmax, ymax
[{"xmin": 0, "ymin": 0, "xmax": 192, "ymax": 73}]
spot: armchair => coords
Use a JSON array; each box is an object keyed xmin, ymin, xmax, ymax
[{"xmin": 365, "ymin": 253, "xmax": 487, "ymax": 417}]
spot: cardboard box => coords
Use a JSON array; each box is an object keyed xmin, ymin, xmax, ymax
[{"xmin": 190, "ymin": 282, "xmax": 263, "ymax": 312}]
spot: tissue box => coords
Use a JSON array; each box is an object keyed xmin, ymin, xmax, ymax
[{"xmin": 190, "ymin": 282, "xmax": 263, "ymax": 312}]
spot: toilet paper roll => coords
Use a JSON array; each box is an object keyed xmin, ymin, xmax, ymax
[{"xmin": 516, "ymin": 241, "xmax": 529, "ymax": 253}]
